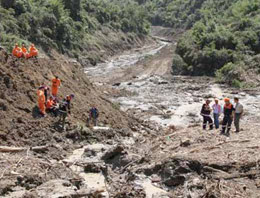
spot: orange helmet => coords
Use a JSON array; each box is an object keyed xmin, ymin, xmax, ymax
[{"xmin": 224, "ymin": 98, "xmax": 230, "ymax": 102}]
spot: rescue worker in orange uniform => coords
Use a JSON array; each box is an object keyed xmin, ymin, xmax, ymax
[
  {"xmin": 28, "ymin": 44, "xmax": 38, "ymax": 58},
  {"xmin": 12, "ymin": 44, "xmax": 23, "ymax": 58},
  {"xmin": 21, "ymin": 43, "xmax": 28, "ymax": 58},
  {"xmin": 46, "ymin": 96, "xmax": 54, "ymax": 110},
  {"xmin": 220, "ymin": 98, "xmax": 235, "ymax": 137},
  {"xmin": 46, "ymin": 96, "xmax": 59, "ymax": 116},
  {"xmin": 37, "ymin": 87, "xmax": 46, "ymax": 116},
  {"xmin": 51, "ymin": 76, "xmax": 61, "ymax": 97}
]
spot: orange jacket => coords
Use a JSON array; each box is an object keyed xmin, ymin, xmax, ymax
[
  {"xmin": 22, "ymin": 46, "xmax": 27, "ymax": 53},
  {"xmin": 52, "ymin": 78, "xmax": 61, "ymax": 88},
  {"xmin": 29, "ymin": 46, "xmax": 38, "ymax": 57},
  {"xmin": 46, "ymin": 99, "xmax": 54, "ymax": 109},
  {"xmin": 12, "ymin": 47, "xmax": 22, "ymax": 56},
  {"xmin": 38, "ymin": 90, "xmax": 45, "ymax": 104}
]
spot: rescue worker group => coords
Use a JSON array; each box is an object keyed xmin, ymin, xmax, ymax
[
  {"xmin": 12, "ymin": 43, "xmax": 38, "ymax": 59},
  {"xmin": 11, "ymin": 43, "xmax": 99, "ymax": 128},
  {"xmin": 201, "ymin": 97, "xmax": 243, "ymax": 137},
  {"xmin": 37, "ymin": 76, "xmax": 99, "ymax": 128}
]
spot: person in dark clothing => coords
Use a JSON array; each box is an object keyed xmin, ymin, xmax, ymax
[
  {"xmin": 220, "ymin": 98, "xmax": 235, "ymax": 137},
  {"xmin": 58, "ymin": 94, "xmax": 74, "ymax": 130},
  {"xmin": 88, "ymin": 106, "xmax": 99, "ymax": 126},
  {"xmin": 65, "ymin": 94, "xmax": 74, "ymax": 114},
  {"xmin": 58, "ymin": 101, "xmax": 69, "ymax": 130},
  {"xmin": 200, "ymin": 100, "xmax": 213, "ymax": 130}
]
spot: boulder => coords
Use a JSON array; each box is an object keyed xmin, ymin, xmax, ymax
[
  {"xmin": 101, "ymin": 144, "xmax": 124, "ymax": 161},
  {"xmin": 164, "ymin": 175, "xmax": 185, "ymax": 187}
]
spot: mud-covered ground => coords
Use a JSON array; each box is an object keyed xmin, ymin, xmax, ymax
[{"xmin": 85, "ymin": 29, "xmax": 260, "ymax": 197}]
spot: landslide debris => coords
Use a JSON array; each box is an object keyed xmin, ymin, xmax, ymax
[{"xmin": 0, "ymin": 54, "xmax": 141, "ymax": 197}]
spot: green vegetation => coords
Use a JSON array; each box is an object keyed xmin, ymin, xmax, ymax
[
  {"xmin": 142, "ymin": 0, "xmax": 260, "ymax": 86},
  {"xmin": 1, "ymin": 0, "xmax": 260, "ymax": 86},
  {"xmin": 143, "ymin": 0, "xmax": 206, "ymax": 28},
  {"xmin": 0, "ymin": 0, "xmax": 150, "ymax": 55}
]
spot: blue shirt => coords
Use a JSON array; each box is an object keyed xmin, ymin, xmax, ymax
[{"xmin": 212, "ymin": 104, "xmax": 222, "ymax": 114}]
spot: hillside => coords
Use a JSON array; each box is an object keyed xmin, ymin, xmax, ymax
[
  {"xmin": 141, "ymin": 0, "xmax": 260, "ymax": 87},
  {"xmin": 0, "ymin": 0, "xmax": 150, "ymax": 65},
  {"xmin": 0, "ymin": 53, "xmax": 138, "ymax": 146}
]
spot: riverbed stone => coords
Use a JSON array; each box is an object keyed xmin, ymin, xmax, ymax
[{"xmin": 164, "ymin": 175, "xmax": 185, "ymax": 186}]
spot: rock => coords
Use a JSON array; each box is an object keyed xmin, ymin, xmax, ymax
[
  {"xmin": 3, "ymin": 76, "xmax": 11, "ymax": 88},
  {"xmin": 113, "ymin": 82, "xmax": 121, "ymax": 87},
  {"xmin": 168, "ymin": 125, "xmax": 177, "ymax": 132},
  {"xmin": 158, "ymin": 81, "xmax": 168, "ymax": 85},
  {"xmin": 84, "ymin": 163, "xmax": 106, "ymax": 173},
  {"xmin": 188, "ymin": 113, "xmax": 196, "ymax": 117},
  {"xmin": 127, "ymin": 82, "xmax": 132, "ymax": 86},
  {"xmin": 164, "ymin": 175, "xmax": 185, "ymax": 186},
  {"xmin": 101, "ymin": 144, "xmax": 124, "ymax": 161},
  {"xmin": 151, "ymin": 175, "xmax": 161, "ymax": 183},
  {"xmin": 240, "ymin": 92, "xmax": 246, "ymax": 96},
  {"xmin": 193, "ymin": 98, "xmax": 200, "ymax": 103},
  {"xmin": 188, "ymin": 85, "xmax": 201, "ymax": 91},
  {"xmin": 83, "ymin": 147, "xmax": 98, "ymax": 157},
  {"xmin": 180, "ymin": 139, "xmax": 191, "ymax": 147},
  {"xmin": 202, "ymin": 93, "xmax": 214, "ymax": 99},
  {"xmin": 0, "ymin": 100, "xmax": 8, "ymax": 111},
  {"xmin": 35, "ymin": 180, "xmax": 78, "ymax": 197},
  {"xmin": 17, "ymin": 117, "xmax": 24, "ymax": 123}
]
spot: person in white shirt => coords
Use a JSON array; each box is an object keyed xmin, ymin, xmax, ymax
[
  {"xmin": 212, "ymin": 99, "xmax": 222, "ymax": 129},
  {"xmin": 234, "ymin": 97, "xmax": 243, "ymax": 132}
]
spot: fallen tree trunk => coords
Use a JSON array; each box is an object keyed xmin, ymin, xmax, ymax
[
  {"xmin": 213, "ymin": 170, "xmax": 260, "ymax": 180},
  {"xmin": 0, "ymin": 145, "xmax": 48, "ymax": 153}
]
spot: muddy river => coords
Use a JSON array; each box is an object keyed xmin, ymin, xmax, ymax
[
  {"xmin": 86, "ymin": 39, "xmax": 260, "ymax": 129},
  {"xmin": 83, "ymin": 37, "xmax": 260, "ymax": 197}
]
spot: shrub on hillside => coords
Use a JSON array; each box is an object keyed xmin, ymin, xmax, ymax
[{"xmin": 172, "ymin": 54, "xmax": 189, "ymax": 75}]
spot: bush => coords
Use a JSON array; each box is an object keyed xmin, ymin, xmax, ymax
[
  {"xmin": 215, "ymin": 62, "xmax": 243, "ymax": 86},
  {"xmin": 172, "ymin": 54, "xmax": 189, "ymax": 75},
  {"xmin": 232, "ymin": 79, "xmax": 242, "ymax": 88}
]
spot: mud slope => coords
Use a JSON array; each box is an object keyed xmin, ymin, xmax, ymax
[{"xmin": 0, "ymin": 54, "xmax": 136, "ymax": 147}]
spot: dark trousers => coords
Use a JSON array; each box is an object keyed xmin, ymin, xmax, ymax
[
  {"xmin": 87, "ymin": 117, "xmax": 98, "ymax": 126},
  {"xmin": 47, "ymin": 108, "xmax": 58, "ymax": 117},
  {"xmin": 203, "ymin": 116, "xmax": 213, "ymax": 130},
  {"xmin": 59, "ymin": 111, "xmax": 68, "ymax": 130},
  {"xmin": 222, "ymin": 116, "xmax": 232, "ymax": 134},
  {"xmin": 234, "ymin": 113, "xmax": 241, "ymax": 132}
]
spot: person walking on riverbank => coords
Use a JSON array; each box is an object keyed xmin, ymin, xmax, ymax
[
  {"xmin": 212, "ymin": 99, "xmax": 222, "ymax": 129},
  {"xmin": 234, "ymin": 97, "xmax": 243, "ymax": 133},
  {"xmin": 200, "ymin": 99, "xmax": 213, "ymax": 130},
  {"xmin": 221, "ymin": 98, "xmax": 235, "ymax": 137}
]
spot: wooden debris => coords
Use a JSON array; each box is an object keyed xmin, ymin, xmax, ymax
[{"xmin": 0, "ymin": 145, "xmax": 48, "ymax": 153}]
